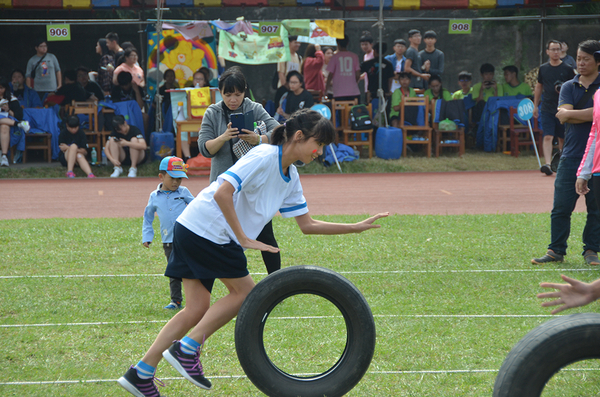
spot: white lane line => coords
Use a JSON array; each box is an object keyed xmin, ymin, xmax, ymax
[
  {"xmin": 3, "ymin": 368, "xmax": 600, "ymax": 385},
  {"xmin": 0, "ymin": 314, "xmax": 554, "ymax": 328},
  {"xmin": 0, "ymin": 268, "xmax": 595, "ymax": 279}
]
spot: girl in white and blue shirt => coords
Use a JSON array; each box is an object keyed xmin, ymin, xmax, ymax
[{"xmin": 118, "ymin": 109, "xmax": 388, "ymax": 397}]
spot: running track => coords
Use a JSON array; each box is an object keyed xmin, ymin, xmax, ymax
[{"xmin": 0, "ymin": 171, "xmax": 587, "ymax": 220}]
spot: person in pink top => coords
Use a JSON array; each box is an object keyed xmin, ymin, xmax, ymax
[
  {"xmin": 113, "ymin": 48, "xmax": 145, "ymax": 88},
  {"xmin": 301, "ymin": 43, "xmax": 325, "ymax": 96},
  {"xmin": 325, "ymin": 35, "xmax": 360, "ymax": 102},
  {"xmin": 576, "ymin": 63, "xmax": 600, "ymax": 208}
]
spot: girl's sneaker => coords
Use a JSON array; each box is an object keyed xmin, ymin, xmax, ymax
[
  {"xmin": 110, "ymin": 166, "xmax": 123, "ymax": 178},
  {"xmin": 162, "ymin": 341, "xmax": 212, "ymax": 390},
  {"xmin": 87, "ymin": 173, "xmax": 96, "ymax": 178},
  {"xmin": 66, "ymin": 171, "xmax": 76, "ymax": 178},
  {"xmin": 117, "ymin": 366, "xmax": 165, "ymax": 397}
]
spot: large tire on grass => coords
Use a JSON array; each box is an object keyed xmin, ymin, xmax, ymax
[
  {"xmin": 493, "ymin": 313, "xmax": 600, "ymax": 397},
  {"xmin": 235, "ymin": 265, "xmax": 376, "ymax": 397}
]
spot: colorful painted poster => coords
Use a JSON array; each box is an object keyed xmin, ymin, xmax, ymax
[
  {"xmin": 218, "ymin": 26, "xmax": 290, "ymax": 65},
  {"xmin": 146, "ymin": 26, "xmax": 219, "ymax": 97},
  {"xmin": 297, "ymin": 22, "xmax": 337, "ymax": 46}
]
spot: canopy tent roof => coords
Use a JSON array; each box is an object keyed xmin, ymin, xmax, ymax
[{"xmin": 1, "ymin": 0, "xmax": 597, "ymax": 10}]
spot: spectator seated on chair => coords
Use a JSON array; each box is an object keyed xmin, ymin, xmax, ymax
[
  {"xmin": 9, "ymin": 69, "xmax": 42, "ymax": 108},
  {"xmin": 111, "ymin": 71, "xmax": 144, "ymax": 109},
  {"xmin": 424, "ymin": 74, "xmax": 452, "ymax": 102},
  {"xmin": 105, "ymin": 114, "xmax": 146, "ymax": 178},
  {"xmin": 158, "ymin": 68, "xmax": 179, "ymax": 114},
  {"xmin": 110, "ymin": 71, "xmax": 148, "ymax": 135},
  {"xmin": 502, "ymin": 65, "xmax": 533, "ymax": 97},
  {"xmin": 472, "ymin": 63, "xmax": 504, "ymax": 104},
  {"xmin": 452, "ymin": 71, "xmax": 473, "ymax": 100},
  {"xmin": 0, "ymin": 77, "xmax": 30, "ymax": 167},
  {"xmin": 276, "ymin": 71, "xmax": 314, "ymax": 121},
  {"xmin": 58, "ymin": 115, "xmax": 95, "ymax": 178},
  {"xmin": 472, "ymin": 63, "xmax": 504, "ymax": 124},
  {"xmin": 390, "ymin": 72, "xmax": 417, "ymax": 128},
  {"xmin": 77, "ymin": 67, "xmax": 104, "ymax": 101},
  {"xmin": 55, "ymin": 70, "xmax": 92, "ymax": 109},
  {"xmin": 184, "ymin": 68, "xmax": 210, "ymax": 89}
]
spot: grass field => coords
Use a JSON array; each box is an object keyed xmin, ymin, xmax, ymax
[{"xmin": 2, "ymin": 213, "xmax": 600, "ymax": 396}]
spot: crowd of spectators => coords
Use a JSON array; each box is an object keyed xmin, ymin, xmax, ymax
[{"xmin": 2, "ymin": 26, "xmax": 590, "ymax": 176}]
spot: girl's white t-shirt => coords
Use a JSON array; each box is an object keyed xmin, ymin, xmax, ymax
[{"xmin": 177, "ymin": 144, "xmax": 308, "ymax": 245}]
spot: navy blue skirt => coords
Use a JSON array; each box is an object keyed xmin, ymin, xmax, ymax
[{"xmin": 165, "ymin": 223, "xmax": 249, "ymax": 292}]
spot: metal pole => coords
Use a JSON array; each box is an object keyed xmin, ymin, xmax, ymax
[
  {"xmin": 540, "ymin": 0, "xmax": 546, "ymax": 65},
  {"xmin": 155, "ymin": 0, "xmax": 163, "ymax": 133}
]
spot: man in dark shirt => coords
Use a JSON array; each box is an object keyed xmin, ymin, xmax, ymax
[
  {"xmin": 360, "ymin": 42, "xmax": 394, "ymax": 104},
  {"xmin": 533, "ymin": 39, "xmax": 576, "ymax": 175},
  {"xmin": 111, "ymin": 71, "xmax": 144, "ymax": 109},
  {"xmin": 55, "ymin": 69, "xmax": 91, "ymax": 106},
  {"xmin": 77, "ymin": 67, "xmax": 104, "ymax": 101},
  {"xmin": 532, "ymin": 40, "xmax": 600, "ymax": 266}
]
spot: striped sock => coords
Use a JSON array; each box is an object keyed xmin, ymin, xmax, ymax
[
  {"xmin": 134, "ymin": 361, "xmax": 156, "ymax": 380},
  {"xmin": 180, "ymin": 336, "xmax": 201, "ymax": 355}
]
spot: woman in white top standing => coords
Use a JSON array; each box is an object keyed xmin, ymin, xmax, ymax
[{"xmin": 117, "ymin": 109, "xmax": 388, "ymax": 397}]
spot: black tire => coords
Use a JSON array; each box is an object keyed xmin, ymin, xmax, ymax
[
  {"xmin": 235, "ymin": 265, "xmax": 376, "ymax": 397},
  {"xmin": 493, "ymin": 312, "xmax": 600, "ymax": 397}
]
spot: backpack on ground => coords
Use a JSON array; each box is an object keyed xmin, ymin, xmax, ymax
[{"xmin": 350, "ymin": 104, "xmax": 373, "ymax": 130}]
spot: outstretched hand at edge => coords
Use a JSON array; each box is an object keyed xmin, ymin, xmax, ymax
[{"xmin": 538, "ymin": 274, "xmax": 600, "ymax": 314}]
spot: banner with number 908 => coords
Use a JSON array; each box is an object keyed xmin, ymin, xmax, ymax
[
  {"xmin": 47, "ymin": 24, "xmax": 71, "ymax": 41},
  {"xmin": 448, "ymin": 20, "xmax": 472, "ymax": 35}
]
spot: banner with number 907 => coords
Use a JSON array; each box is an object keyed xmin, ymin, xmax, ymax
[{"xmin": 47, "ymin": 24, "xmax": 71, "ymax": 41}]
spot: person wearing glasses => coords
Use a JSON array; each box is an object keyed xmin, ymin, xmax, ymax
[
  {"xmin": 25, "ymin": 40, "xmax": 62, "ymax": 101},
  {"xmin": 533, "ymin": 39, "xmax": 576, "ymax": 176},
  {"xmin": 452, "ymin": 71, "xmax": 473, "ymax": 100}
]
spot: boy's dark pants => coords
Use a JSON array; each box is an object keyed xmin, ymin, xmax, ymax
[{"xmin": 163, "ymin": 243, "xmax": 182, "ymax": 304}]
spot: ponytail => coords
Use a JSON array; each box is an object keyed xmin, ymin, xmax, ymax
[{"xmin": 270, "ymin": 109, "xmax": 335, "ymax": 146}]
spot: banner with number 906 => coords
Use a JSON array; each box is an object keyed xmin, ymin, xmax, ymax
[{"xmin": 47, "ymin": 24, "xmax": 71, "ymax": 41}]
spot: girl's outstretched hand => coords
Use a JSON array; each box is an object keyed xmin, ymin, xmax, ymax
[
  {"xmin": 240, "ymin": 238, "xmax": 281, "ymax": 253},
  {"xmin": 356, "ymin": 212, "xmax": 389, "ymax": 232}
]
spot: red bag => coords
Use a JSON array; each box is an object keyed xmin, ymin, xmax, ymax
[{"xmin": 186, "ymin": 154, "xmax": 211, "ymax": 176}]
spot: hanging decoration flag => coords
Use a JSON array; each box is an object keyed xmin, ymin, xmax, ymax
[
  {"xmin": 281, "ymin": 19, "xmax": 311, "ymax": 37},
  {"xmin": 211, "ymin": 20, "xmax": 254, "ymax": 36},
  {"xmin": 162, "ymin": 21, "xmax": 213, "ymax": 41},
  {"xmin": 314, "ymin": 20, "xmax": 345, "ymax": 39},
  {"xmin": 218, "ymin": 26, "xmax": 290, "ymax": 65},
  {"xmin": 189, "ymin": 87, "xmax": 212, "ymax": 118},
  {"xmin": 297, "ymin": 22, "xmax": 337, "ymax": 46}
]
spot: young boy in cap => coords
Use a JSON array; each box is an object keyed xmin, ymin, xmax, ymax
[{"xmin": 142, "ymin": 156, "xmax": 195, "ymax": 310}]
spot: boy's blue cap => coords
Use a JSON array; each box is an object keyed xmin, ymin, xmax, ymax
[{"xmin": 160, "ymin": 156, "xmax": 188, "ymax": 179}]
